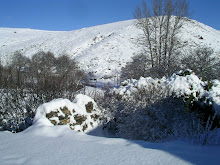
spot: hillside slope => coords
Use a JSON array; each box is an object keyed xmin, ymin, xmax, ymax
[{"xmin": 0, "ymin": 18, "xmax": 220, "ymax": 81}]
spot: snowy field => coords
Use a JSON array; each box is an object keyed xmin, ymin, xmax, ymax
[{"xmin": 1, "ymin": 125, "xmax": 220, "ymax": 165}]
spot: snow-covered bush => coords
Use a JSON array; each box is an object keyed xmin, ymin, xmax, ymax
[
  {"xmin": 168, "ymin": 70, "xmax": 220, "ymax": 130},
  {"xmin": 34, "ymin": 94, "xmax": 102, "ymax": 133},
  {"xmin": 99, "ymin": 88, "xmax": 200, "ymax": 142},
  {"xmin": 117, "ymin": 70, "xmax": 220, "ymax": 115},
  {"xmin": 0, "ymin": 89, "xmax": 42, "ymax": 132},
  {"xmin": 99, "ymin": 70, "xmax": 220, "ymax": 143}
]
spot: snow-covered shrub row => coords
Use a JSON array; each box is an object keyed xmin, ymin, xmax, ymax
[
  {"xmin": 117, "ymin": 70, "xmax": 220, "ymax": 114},
  {"xmin": 118, "ymin": 70, "xmax": 220, "ymax": 128},
  {"xmin": 34, "ymin": 94, "xmax": 102, "ymax": 133},
  {"xmin": 0, "ymin": 89, "xmax": 79, "ymax": 133},
  {"xmin": 98, "ymin": 70, "xmax": 220, "ymax": 143},
  {"xmin": 99, "ymin": 86, "xmax": 199, "ymax": 142},
  {"xmin": 0, "ymin": 89, "xmax": 43, "ymax": 133}
]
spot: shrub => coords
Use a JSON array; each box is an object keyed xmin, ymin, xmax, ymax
[
  {"xmin": 181, "ymin": 47, "xmax": 219, "ymax": 80},
  {"xmin": 98, "ymin": 71, "xmax": 220, "ymax": 144}
]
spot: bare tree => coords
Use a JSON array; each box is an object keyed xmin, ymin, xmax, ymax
[
  {"xmin": 134, "ymin": 0, "xmax": 189, "ymax": 77},
  {"xmin": 55, "ymin": 54, "xmax": 86, "ymax": 92},
  {"xmin": 30, "ymin": 51, "xmax": 56, "ymax": 93},
  {"xmin": 10, "ymin": 51, "xmax": 30, "ymax": 88}
]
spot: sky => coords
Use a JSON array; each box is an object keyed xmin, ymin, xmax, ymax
[{"xmin": 0, "ymin": 0, "xmax": 219, "ymax": 31}]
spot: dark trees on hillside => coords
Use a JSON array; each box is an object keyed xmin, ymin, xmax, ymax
[{"xmin": 0, "ymin": 51, "xmax": 86, "ymax": 96}]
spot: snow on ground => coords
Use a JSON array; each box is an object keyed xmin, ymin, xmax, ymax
[
  {"xmin": 0, "ymin": 125, "xmax": 220, "ymax": 165},
  {"xmin": 180, "ymin": 18, "xmax": 220, "ymax": 54},
  {"xmin": 0, "ymin": 18, "xmax": 220, "ymax": 82}
]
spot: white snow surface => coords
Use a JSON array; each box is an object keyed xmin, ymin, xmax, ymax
[
  {"xmin": 0, "ymin": 125, "xmax": 220, "ymax": 165},
  {"xmin": 0, "ymin": 18, "xmax": 220, "ymax": 81}
]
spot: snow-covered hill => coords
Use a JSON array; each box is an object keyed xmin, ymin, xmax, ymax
[{"xmin": 0, "ymin": 18, "xmax": 220, "ymax": 81}]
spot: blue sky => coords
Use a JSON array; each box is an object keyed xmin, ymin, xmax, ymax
[{"xmin": 0, "ymin": 0, "xmax": 219, "ymax": 31}]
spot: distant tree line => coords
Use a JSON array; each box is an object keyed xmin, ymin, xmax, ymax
[{"xmin": 0, "ymin": 51, "xmax": 85, "ymax": 96}]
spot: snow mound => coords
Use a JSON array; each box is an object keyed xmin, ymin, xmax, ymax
[
  {"xmin": 33, "ymin": 94, "xmax": 101, "ymax": 133},
  {"xmin": 167, "ymin": 70, "xmax": 206, "ymax": 98},
  {"xmin": 116, "ymin": 70, "xmax": 220, "ymax": 113}
]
